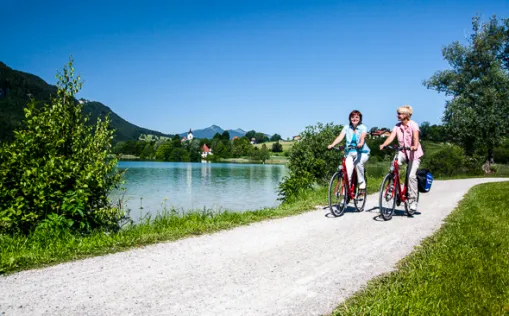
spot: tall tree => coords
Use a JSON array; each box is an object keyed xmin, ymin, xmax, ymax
[
  {"xmin": 259, "ymin": 144, "xmax": 270, "ymax": 163},
  {"xmin": 155, "ymin": 142, "xmax": 172, "ymax": 161},
  {"xmin": 254, "ymin": 132, "xmax": 268, "ymax": 144},
  {"xmin": 424, "ymin": 15, "xmax": 509, "ymax": 171},
  {"xmin": 221, "ymin": 130, "xmax": 230, "ymax": 140},
  {"xmin": 245, "ymin": 130, "xmax": 256, "ymax": 140},
  {"xmin": 270, "ymin": 133, "xmax": 282, "ymax": 142},
  {"xmin": 419, "ymin": 121, "xmax": 431, "ymax": 140}
]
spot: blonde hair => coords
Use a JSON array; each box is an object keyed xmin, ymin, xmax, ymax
[{"xmin": 397, "ymin": 105, "xmax": 413, "ymax": 118}]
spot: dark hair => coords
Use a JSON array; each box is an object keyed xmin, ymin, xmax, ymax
[{"xmin": 349, "ymin": 110, "xmax": 363, "ymax": 126}]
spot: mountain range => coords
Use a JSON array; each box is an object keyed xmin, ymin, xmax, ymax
[
  {"xmin": 0, "ymin": 61, "xmax": 269, "ymax": 142},
  {"xmin": 0, "ymin": 61, "xmax": 173, "ymax": 142},
  {"xmin": 179, "ymin": 125, "xmax": 247, "ymax": 139}
]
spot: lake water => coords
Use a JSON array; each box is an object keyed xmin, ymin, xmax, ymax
[{"xmin": 114, "ymin": 161, "xmax": 288, "ymax": 221}]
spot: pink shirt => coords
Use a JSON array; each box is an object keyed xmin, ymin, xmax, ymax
[{"xmin": 394, "ymin": 120, "xmax": 424, "ymax": 161}]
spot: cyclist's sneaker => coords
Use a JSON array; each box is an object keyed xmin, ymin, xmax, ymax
[
  {"xmin": 410, "ymin": 201, "xmax": 418, "ymax": 211},
  {"xmin": 357, "ymin": 189, "xmax": 366, "ymax": 199}
]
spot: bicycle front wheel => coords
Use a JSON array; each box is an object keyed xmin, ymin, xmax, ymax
[
  {"xmin": 379, "ymin": 173, "xmax": 396, "ymax": 221},
  {"xmin": 328, "ymin": 172, "xmax": 347, "ymax": 217}
]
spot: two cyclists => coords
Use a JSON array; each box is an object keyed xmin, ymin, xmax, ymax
[{"xmin": 327, "ymin": 105, "xmax": 424, "ymax": 216}]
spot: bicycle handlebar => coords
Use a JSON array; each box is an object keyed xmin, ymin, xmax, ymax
[
  {"xmin": 329, "ymin": 145, "xmax": 357, "ymax": 151},
  {"xmin": 381, "ymin": 145, "xmax": 412, "ymax": 151}
]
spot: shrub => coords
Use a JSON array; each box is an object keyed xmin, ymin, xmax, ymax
[
  {"xmin": 0, "ymin": 58, "xmax": 124, "ymax": 234},
  {"xmin": 272, "ymin": 141, "xmax": 283, "ymax": 153},
  {"xmin": 366, "ymin": 138, "xmax": 391, "ymax": 161},
  {"xmin": 278, "ymin": 122, "xmax": 343, "ymax": 201},
  {"xmin": 493, "ymin": 140, "xmax": 509, "ymax": 164},
  {"xmin": 421, "ymin": 144, "xmax": 482, "ymax": 177}
]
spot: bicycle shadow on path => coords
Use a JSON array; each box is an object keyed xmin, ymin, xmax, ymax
[
  {"xmin": 370, "ymin": 206, "xmax": 423, "ymax": 221},
  {"xmin": 323, "ymin": 205, "xmax": 381, "ymax": 218}
]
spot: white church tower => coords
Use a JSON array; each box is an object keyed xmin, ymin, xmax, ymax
[{"xmin": 187, "ymin": 129, "xmax": 194, "ymax": 141}]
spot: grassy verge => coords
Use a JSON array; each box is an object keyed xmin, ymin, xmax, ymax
[
  {"xmin": 333, "ymin": 181, "xmax": 509, "ymax": 315},
  {"xmin": 0, "ymin": 187, "xmax": 328, "ymax": 275}
]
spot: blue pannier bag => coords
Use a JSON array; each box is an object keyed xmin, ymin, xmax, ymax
[{"xmin": 417, "ymin": 169, "xmax": 433, "ymax": 193}]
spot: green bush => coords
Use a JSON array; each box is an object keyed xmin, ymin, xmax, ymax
[
  {"xmin": 278, "ymin": 122, "xmax": 343, "ymax": 201},
  {"xmin": 421, "ymin": 144, "xmax": 482, "ymax": 177},
  {"xmin": 272, "ymin": 141, "xmax": 283, "ymax": 153},
  {"xmin": 365, "ymin": 138, "xmax": 391, "ymax": 161},
  {"xmin": 0, "ymin": 58, "xmax": 124, "ymax": 234},
  {"xmin": 493, "ymin": 140, "xmax": 509, "ymax": 164}
]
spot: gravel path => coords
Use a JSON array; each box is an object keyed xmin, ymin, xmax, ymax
[{"xmin": 1, "ymin": 178, "xmax": 507, "ymax": 316}]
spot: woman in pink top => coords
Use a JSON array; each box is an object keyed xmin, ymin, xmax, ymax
[{"xmin": 379, "ymin": 105, "xmax": 424, "ymax": 212}]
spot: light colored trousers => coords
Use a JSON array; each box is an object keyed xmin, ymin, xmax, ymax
[
  {"xmin": 346, "ymin": 151, "xmax": 369, "ymax": 189},
  {"xmin": 397, "ymin": 152, "xmax": 421, "ymax": 202}
]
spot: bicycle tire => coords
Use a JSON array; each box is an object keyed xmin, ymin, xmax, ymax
[
  {"xmin": 354, "ymin": 171, "xmax": 367, "ymax": 212},
  {"xmin": 328, "ymin": 171, "xmax": 347, "ymax": 217},
  {"xmin": 379, "ymin": 173, "xmax": 396, "ymax": 221}
]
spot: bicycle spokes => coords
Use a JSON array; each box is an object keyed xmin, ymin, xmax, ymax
[{"xmin": 328, "ymin": 172, "xmax": 347, "ymax": 217}]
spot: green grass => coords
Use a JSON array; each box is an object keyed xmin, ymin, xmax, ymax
[
  {"xmin": 253, "ymin": 140, "xmax": 295, "ymax": 152},
  {"xmin": 333, "ymin": 181, "xmax": 509, "ymax": 315},
  {"xmin": 0, "ymin": 186, "xmax": 328, "ymax": 275}
]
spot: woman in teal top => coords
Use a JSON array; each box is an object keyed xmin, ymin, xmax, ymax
[{"xmin": 328, "ymin": 110, "xmax": 370, "ymax": 192}]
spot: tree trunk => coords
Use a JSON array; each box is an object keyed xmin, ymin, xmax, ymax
[{"xmin": 482, "ymin": 148, "xmax": 495, "ymax": 174}]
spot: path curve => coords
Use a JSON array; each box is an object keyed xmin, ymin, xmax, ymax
[{"xmin": 1, "ymin": 178, "xmax": 507, "ymax": 316}]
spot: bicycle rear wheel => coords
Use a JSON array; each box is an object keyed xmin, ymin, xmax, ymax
[
  {"xmin": 328, "ymin": 172, "xmax": 347, "ymax": 217},
  {"xmin": 379, "ymin": 173, "xmax": 396, "ymax": 221},
  {"xmin": 354, "ymin": 171, "xmax": 367, "ymax": 212}
]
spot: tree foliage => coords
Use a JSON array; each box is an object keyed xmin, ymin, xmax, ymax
[
  {"xmin": 254, "ymin": 132, "xmax": 269, "ymax": 143},
  {"xmin": 245, "ymin": 130, "xmax": 256, "ymax": 140},
  {"xmin": 272, "ymin": 141, "xmax": 283, "ymax": 153},
  {"xmin": 221, "ymin": 130, "xmax": 230, "ymax": 140},
  {"xmin": 424, "ymin": 15, "xmax": 509, "ymax": 168},
  {"xmin": 270, "ymin": 133, "xmax": 282, "ymax": 142},
  {"xmin": 258, "ymin": 144, "xmax": 270, "ymax": 163},
  {"xmin": 419, "ymin": 121, "xmax": 448, "ymax": 142},
  {"xmin": 0, "ymin": 58, "xmax": 124, "ymax": 234},
  {"xmin": 278, "ymin": 122, "xmax": 343, "ymax": 202}
]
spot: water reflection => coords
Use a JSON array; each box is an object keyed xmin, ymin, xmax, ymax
[{"xmin": 113, "ymin": 161, "xmax": 288, "ymax": 221}]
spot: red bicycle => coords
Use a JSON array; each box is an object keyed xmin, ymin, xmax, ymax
[
  {"xmin": 328, "ymin": 146, "xmax": 367, "ymax": 217},
  {"xmin": 379, "ymin": 145, "xmax": 420, "ymax": 220}
]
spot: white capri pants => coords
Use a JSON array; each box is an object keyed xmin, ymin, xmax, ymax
[
  {"xmin": 397, "ymin": 152, "xmax": 421, "ymax": 202},
  {"xmin": 346, "ymin": 151, "xmax": 369, "ymax": 189}
]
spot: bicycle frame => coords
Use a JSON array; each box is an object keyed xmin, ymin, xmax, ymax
[
  {"xmin": 333, "ymin": 146, "xmax": 359, "ymax": 201},
  {"xmin": 383, "ymin": 147, "xmax": 410, "ymax": 203},
  {"xmin": 329, "ymin": 145, "xmax": 368, "ymax": 216}
]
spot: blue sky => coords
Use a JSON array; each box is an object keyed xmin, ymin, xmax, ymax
[{"xmin": 2, "ymin": 0, "xmax": 508, "ymax": 139}]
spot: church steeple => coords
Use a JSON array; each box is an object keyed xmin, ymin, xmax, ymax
[{"xmin": 187, "ymin": 128, "xmax": 194, "ymax": 141}]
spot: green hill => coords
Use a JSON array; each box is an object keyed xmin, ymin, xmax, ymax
[{"xmin": 0, "ymin": 61, "xmax": 171, "ymax": 142}]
